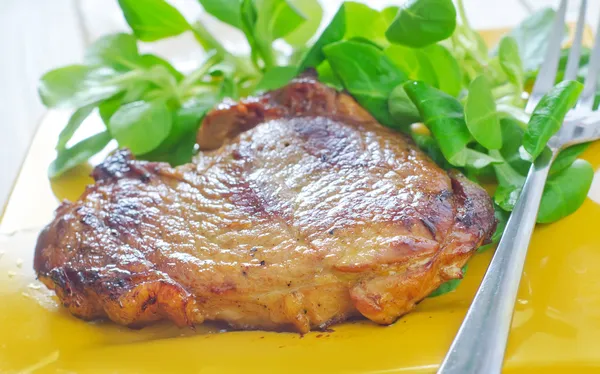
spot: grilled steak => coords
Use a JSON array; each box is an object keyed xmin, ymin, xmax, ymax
[{"xmin": 34, "ymin": 77, "xmax": 495, "ymax": 333}]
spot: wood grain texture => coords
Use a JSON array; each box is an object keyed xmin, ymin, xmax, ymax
[{"xmin": 0, "ymin": 0, "xmax": 85, "ymax": 210}]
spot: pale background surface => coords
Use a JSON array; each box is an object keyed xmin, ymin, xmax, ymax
[{"xmin": 1, "ymin": 0, "xmax": 599, "ymax": 209}]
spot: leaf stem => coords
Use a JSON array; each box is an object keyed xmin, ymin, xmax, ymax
[
  {"xmin": 255, "ymin": 40, "xmax": 276, "ymax": 71},
  {"xmin": 492, "ymin": 83, "xmax": 517, "ymax": 99},
  {"xmin": 191, "ymin": 21, "xmax": 228, "ymax": 56},
  {"xmin": 178, "ymin": 51, "xmax": 221, "ymax": 94},
  {"xmin": 180, "ymin": 85, "xmax": 219, "ymax": 102},
  {"xmin": 454, "ymin": 1, "xmax": 489, "ymax": 71},
  {"xmin": 489, "ymin": 150, "xmax": 526, "ymax": 186},
  {"xmin": 102, "ymin": 69, "xmax": 145, "ymax": 86},
  {"xmin": 456, "ymin": 0, "xmax": 471, "ymax": 30},
  {"xmin": 496, "ymin": 104, "xmax": 530, "ymax": 127},
  {"xmin": 455, "ymin": 33, "xmax": 487, "ymax": 68},
  {"xmin": 191, "ymin": 21, "xmax": 257, "ymax": 78}
]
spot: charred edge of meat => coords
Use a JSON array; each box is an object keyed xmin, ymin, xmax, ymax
[
  {"xmin": 91, "ymin": 149, "xmax": 157, "ymax": 184},
  {"xmin": 197, "ymin": 74, "xmax": 373, "ymax": 151},
  {"xmin": 38, "ymin": 266, "xmax": 199, "ymax": 328},
  {"xmin": 449, "ymin": 170, "xmax": 497, "ymax": 246},
  {"xmin": 91, "ymin": 149, "xmax": 133, "ymax": 182},
  {"xmin": 348, "ymin": 171, "xmax": 495, "ymax": 326}
]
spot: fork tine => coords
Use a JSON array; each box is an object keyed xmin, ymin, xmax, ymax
[
  {"xmin": 564, "ymin": 0, "xmax": 588, "ymax": 80},
  {"xmin": 579, "ymin": 9, "xmax": 600, "ymax": 110},
  {"xmin": 526, "ymin": 0, "xmax": 568, "ymax": 113}
]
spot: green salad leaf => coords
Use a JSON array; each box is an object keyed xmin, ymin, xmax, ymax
[
  {"xmin": 323, "ymin": 40, "xmax": 407, "ymax": 128},
  {"xmin": 421, "ymin": 44, "xmax": 462, "ymax": 97},
  {"xmin": 240, "ymin": 0, "xmax": 260, "ymax": 65},
  {"xmin": 499, "ymin": 117, "xmax": 530, "ymax": 176},
  {"xmin": 299, "ymin": 2, "xmax": 387, "ymax": 71},
  {"xmin": 494, "ymin": 183, "xmax": 523, "ymax": 212},
  {"xmin": 404, "ymin": 80, "xmax": 471, "ymax": 166},
  {"xmin": 84, "ymin": 33, "xmax": 140, "ymax": 71},
  {"xmin": 117, "ymin": 0, "xmax": 191, "ymax": 42},
  {"xmin": 138, "ymin": 54, "xmax": 184, "ymax": 82},
  {"xmin": 388, "ymin": 85, "xmax": 420, "ymax": 129},
  {"xmin": 464, "ymin": 75, "xmax": 502, "ymax": 150},
  {"xmin": 381, "ymin": 6, "xmax": 399, "ymax": 25},
  {"xmin": 298, "ymin": 2, "xmax": 345, "ymax": 71},
  {"xmin": 498, "ymin": 36, "xmax": 524, "ymax": 93},
  {"xmin": 39, "ymin": 66, "xmax": 124, "ymax": 108},
  {"xmin": 523, "ymin": 80, "xmax": 583, "ymax": 160},
  {"xmin": 386, "ymin": 0, "xmax": 456, "ymax": 48},
  {"xmin": 56, "ymin": 105, "xmax": 96, "ymax": 152},
  {"xmin": 283, "ymin": 0, "xmax": 323, "ymax": 46},
  {"xmin": 253, "ymin": 0, "xmax": 305, "ymax": 68},
  {"xmin": 405, "ymin": 80, "xmax": 502, "ymax": 169},
  {"xmin": 490, "ymin": 151, "xmax": 525, "ymax": 188},
  {"xmin": 501, "ymin": 8, "xmax": 556, "ymax": 73},
  {"xmin": 256, "ymin": 66, "xmax": 298, "ymax": 91},
  {"xmin": 315, "ymin": 61, "xmax": 343, "ymax": 91},
  {"xmin": 385, "ymin": 45, "xmax": 438, "ymax": 87},
  {"xmin": 410, "ymin": 128, "xmax": 450, "ymax": 169},
  {"xmin": 98, "ymin": 95, "xmax": 124, "ymax": 126},
  {"xmin": 48, "ymin": 132, "xmax": 112, "ymax": 178},
  {"xmin": 551, "ymin": 143, "xmax": 591, "ymax": 175},
  {"xmin": 108, "ymin": 100, "xmax": 172, "ymax": 155},
  {"xmin": 343, "ymin": 3, "xmax": 388, "ymax": 45},
  {"xmin": 197, "ymin": 0, "xmax": 243, "ymax": 29},
  {"xmin": 537, "ymin": 159, "xmax": 594, "ymax": 223},
  {"xmin": 259, "ymin": 0, "xmax": 306, "ymax": 41},
  {"xmin": 141, "ymin": 100, "xmax": 211, "ymax": 165}
]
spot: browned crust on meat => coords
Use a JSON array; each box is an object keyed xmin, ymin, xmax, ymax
[
  {"xmin": 197, "ymin": 74, "xmax": 373, "ymax": 151},
  {"xmin": 34, "ymin": 77, "xmax": 496, "ymax": 333},
  {"xmin": 349, "ymin": 171, "xmax": 495, "ymax": 324}
]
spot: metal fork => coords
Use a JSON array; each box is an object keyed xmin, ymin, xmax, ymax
[{"xmin": 438, "ymin": 1, "xmax": 600, "ymax": 373}]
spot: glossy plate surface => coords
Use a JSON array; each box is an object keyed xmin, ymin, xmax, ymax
[{"xmin": 1, "ymin": 29, "xmax": 600, "ymax": 373}]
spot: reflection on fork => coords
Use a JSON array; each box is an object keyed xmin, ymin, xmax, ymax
[{"xmin": 439, "ymin": 0, "xmax": 600, "ymax": 373}]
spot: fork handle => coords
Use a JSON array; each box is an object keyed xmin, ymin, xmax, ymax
[{"xmin": 438, "ymin": 150, "xmax": 556, "ymax": 374}]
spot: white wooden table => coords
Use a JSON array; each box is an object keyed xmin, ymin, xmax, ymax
[{"xmin": 1, "ymin": 0, "xmax": 597, "ymax": 209}]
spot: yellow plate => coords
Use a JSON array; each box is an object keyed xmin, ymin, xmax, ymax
[{"xmin": 2, "ymin": 28, "xmax": 600, "ymax": 374}]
